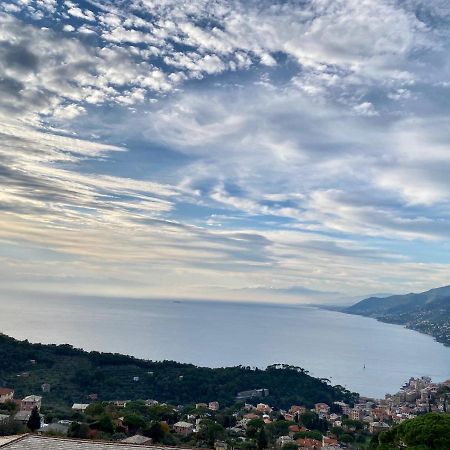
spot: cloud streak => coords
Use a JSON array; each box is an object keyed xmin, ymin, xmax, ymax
[{"xmin": 1, "ymin": 0, "xmax": 450, "ymax": 303}]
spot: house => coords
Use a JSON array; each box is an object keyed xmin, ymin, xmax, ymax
[
  {"xmin": 277, "ymin": 435, "xmax": 294, "ymax": 448},
  {"xmin": 243, "ymin": 413, "xmax": 260, "ymax": 421},
  {"xmin": 296, "ymin": 438, "xmax": 322, "ymax": 449},
  {"xmin": 369, "ymin": 421, "xmax": 390, "ymax": 434},
  {"xmin": 21, "ymin": 395, "xmax": 42, "ymax": 411},
  {"xmin": 72, "ymin": 403, "xmax": 89, "ymax": 413},
  {"xmin": 173, "ymin": 421, "xmax": 194, "ymax": 436},
  {"xmin": 209, "ymin": 401, "xmax": 220, "ymax": 411},
  {"xmin": 120, "ymin": 434, "xmax": 153, "ymax": 444},
  {"xmin": 14, "ymin": 410, "xmax": 31, "ymax": 424},
  {"xmin": 322, "ymin": 437, "xmax": 338, "ymax": 447},
  {"xmin": 314, "ymin": 403, "xmax": 330, "ymax": 414},
  {"xmin": 290, "ymin": 405, "xmax": 306, "ymax": 415},
  {"xmin": 113, "ymin": 400, "xmax": 130, "ymax": 408},
  {"xmin": 215, "ymin": 441, "xmax": 228, "ymax": 450},
  {"xmin": 196, "ymin": 403, "xmax": 208, "ymax": 409},
  {"xmin": 0, "ymin": 388, "xmax": 14, "ymax": 404},
  {"xmin": 256, "ymin": 403, "xmax": 271, "ymax": 413},
  {"xmin": 236, "ymin": 388, "xmax": 269, "ymax": 400},
  {"xmin": 350, "ymin": 408, "xmax": 364, "ymax": 421}
]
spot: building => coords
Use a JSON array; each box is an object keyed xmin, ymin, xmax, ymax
[
  {"xmin": 113, "ymin": 400, "xmax": 130, "ymax": 408},
  {"xmin": 323, "ymin": 436, "xmax": 338, "ymax": 446},
  {"xmin": 173, "ymin": 421, "xmax": 194, "ymax": 436},
  {"xmin": 350, "ymin": 408, "xmax": 364, "ymax": 421},
  {"xmin": 13, "ymin": 410, "xmax": 31, "ymax": 425},
  {"xmin": 256, "ymin": 403, "xmax": 272, "ymax": 413},
  {"xmin": 209, "ymin": 401, "xmax": 220, "ymax": 411},
  {"xmin": 0, "ymin": 388, "xmax": 14, "ymax": 404},
  {"xmin": 369, "ymin": 422, "xmax": 390, "ymax": 434},
  {"xmin": 236, "ymin": 388, "xmax": 269, "ymax": 400},
  {"xmin": 314, "ymin": 403, "xmax": 330, "ymax": 414},
  {"xmin": 214, "ymin": 441, "xmax": 227, "ymax": 450},
  {"xmin": 120, "ymin": 435, "xmax": 153, "ymax": 444},
  {"xmin": 21, "ymin": 395, "xmax": 42, "ymax": 412},
  {"xmin": 296, "ymin": 437, "xmax": 322, "ymax": 449},
  {"xmin": 277, "ymin": 435, "xmax": 293, "ymax": 448},
  {"xmin": 72, "ymin": 403, "xmax": 89, "ymax": 413},
  {"xmin": 41, "ymin": 383, "xmax": 51, "ymax": 393},
  {"xmin": 196, "ymin": 403, "xmax": 208, "ymax": 409}
]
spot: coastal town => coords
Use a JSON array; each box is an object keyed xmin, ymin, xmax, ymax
[{"xmin": 1, "ymin": 376, "xmax": 449, "ymax": 449}]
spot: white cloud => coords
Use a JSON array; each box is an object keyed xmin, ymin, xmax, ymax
[{"xmin": 1, "ymin": 1, "xmax": 450, "ymax": 301}]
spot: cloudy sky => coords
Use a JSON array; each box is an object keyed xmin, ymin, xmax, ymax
[{"xmin": 1, "ymin": 0, "xmax": 450, "ymax": 304}]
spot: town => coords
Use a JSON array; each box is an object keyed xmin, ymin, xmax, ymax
[{"xmin": 1, "ymin": 377, "xmax": 449, "ymax": 449}]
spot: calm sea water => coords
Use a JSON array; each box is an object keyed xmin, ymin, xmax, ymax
[{"xmin": 1, "ymin": 296, "xmax": 450, "ymax": 398}]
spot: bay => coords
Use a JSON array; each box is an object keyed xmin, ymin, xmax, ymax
[{"xmin": 1, "ymin": 296, "xmax": 450, "ymax": 399}]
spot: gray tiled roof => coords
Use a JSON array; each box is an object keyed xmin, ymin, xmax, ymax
[{"xmin": 0, "ymin": 435, "xmax": 185, "ymax": 450}]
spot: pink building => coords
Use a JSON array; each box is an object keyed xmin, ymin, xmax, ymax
[{"xmin": 21, "ymin": 395, "xmax": 42, "ymax": 411}]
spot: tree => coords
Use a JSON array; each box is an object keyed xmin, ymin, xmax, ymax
[
  {"xmin": 377, "ymin": 412, "xmax": 450, "ymax": 449},
  {"xmin": 96, "ymin": 413, "xmax": 115, "ymax": 434},
  {"xmin": 257, "ymin": 427, "xmax": 268, "ymax": 450},
  {"xmin": 198, "ymin": 419, "xmax": 226, "ymax": 446},
  {"xmin": 144, "ymin": 421, "xmax": 165, "ymax": 442},
  {"xmin": 282, "ymin": 443, "xmax": 299, "ymax": 450},
  {"xmin": 2, "ymin": 400, "xmax": 18, "ymax": 414},
  {"xmin": 68, "ymin": 422, "xmax": 90, "ymax": 439},
  {"xmin": 85, "ymin": 402, "xmax": 105, "ymax": 418},
  {"xmin": 27, "ymin": 406, "xmax": 41, "ymax": 431},
  {"xmin": 123, "ymin": 413, "xmax": 146, "ymax": 434},
  {"xmin": 246, "ymin": 418, "xmax": 265, "ymax": 439}
]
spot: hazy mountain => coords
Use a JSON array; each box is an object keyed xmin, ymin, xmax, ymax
[{"xmin": 345, "ymin": 285, "xmax": 450, "ymax": 345}]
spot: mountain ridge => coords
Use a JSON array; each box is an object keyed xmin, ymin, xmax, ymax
[{"xmin": 345, "ymin": 285, "xmax": 450, "ymax": 346}]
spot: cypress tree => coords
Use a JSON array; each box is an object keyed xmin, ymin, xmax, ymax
[{"xmin": 27, "ymin": 406, "xmax": 41, "ymax": 431}]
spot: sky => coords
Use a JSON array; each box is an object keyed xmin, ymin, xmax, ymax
[{"xmin": 1, "ymin": 0, "xmax": 450, "ymax": 305}]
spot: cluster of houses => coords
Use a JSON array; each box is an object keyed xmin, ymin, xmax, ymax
[
  {"xmin": 0, "ymin": 387, "xmax": 43, "ymax": 427},
  {"xmin": 1, "ymin": 377, "xmax": 450, "ymax": 450}
]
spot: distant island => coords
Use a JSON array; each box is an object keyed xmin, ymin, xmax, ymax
[{"xmin": 345, "ymin": 285, "xmax": 450, "ymax": 346}]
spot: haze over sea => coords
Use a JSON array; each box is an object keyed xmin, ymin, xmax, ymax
[{"xmin": 2, "ymin": 297, "xmax": 450, "ymax": 399}]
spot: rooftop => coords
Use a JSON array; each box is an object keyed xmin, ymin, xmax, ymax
[
  {"xmin": 0, "ymin": 389, "xmax": 13, "ymax": 396},
  {"xmin": 0, "ymin": 435, "xmax": 197, "ymax": 450}
]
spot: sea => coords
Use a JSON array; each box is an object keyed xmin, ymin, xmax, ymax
[{"xmin": 1, "ymin": 296, "xmax": 450, "ymax": 399}]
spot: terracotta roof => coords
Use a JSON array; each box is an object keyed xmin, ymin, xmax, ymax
[{"xmin": 0, "ymin": 388, "xmax": 13, "ymax": 396}]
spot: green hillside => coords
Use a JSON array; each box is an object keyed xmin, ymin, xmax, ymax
[
  {"xmin": 345, "ymin": 285, "xmax": 450, "ymax": 345},
  {"xmin": 0, "ymin": 333, "xmax": 357, "ymax": 413}
]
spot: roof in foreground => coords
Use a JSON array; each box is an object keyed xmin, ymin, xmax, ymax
[{"xmin": 0, "ymin": 435, "xmax": 196, "ymax": 450}]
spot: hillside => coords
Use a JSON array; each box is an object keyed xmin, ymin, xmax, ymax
[
  {"xmin": 345, "ymin": 285, "xmax": 450, "ymax": 345},
  {"xmin": 0, "ymin": 333, "xmax": 357, "ymax": 414}
]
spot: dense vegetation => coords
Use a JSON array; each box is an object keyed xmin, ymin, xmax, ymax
[
  {"xmin": 346, "ymin": 285, "xmax": 450, "ymax": 346},
  {"xmin": 0, "ymin": 333, "xmax": 357, "ymax": 413},
  {"xmin": 376, "ymin": 413, "xmax": 450, "ymax": 449}
]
